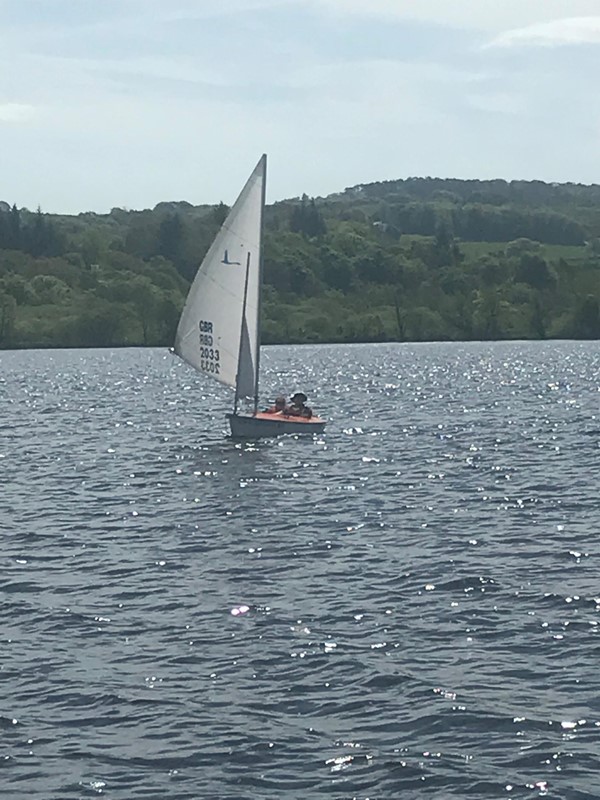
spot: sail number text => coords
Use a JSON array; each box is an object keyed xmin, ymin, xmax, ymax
[
  {"xmin": 198, "ymin": 320, "xmax": 220, "ymax": 374},
  {"xmin": 199, "ymin": 319, "xmax": 214, "ymax": 346}
]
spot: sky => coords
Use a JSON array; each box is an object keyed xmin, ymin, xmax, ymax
[{"xmin": 2, "ymin": 0, "xmax": 600, "ymax": 213}]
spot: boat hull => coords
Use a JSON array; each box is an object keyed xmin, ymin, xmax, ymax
[{"xmin": 227, "ymin": 412, "xmax": 326, "ymax": 438}]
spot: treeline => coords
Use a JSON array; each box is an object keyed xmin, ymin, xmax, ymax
[
  {"xmin": 376, "ymin": 203, "xmax": 585, "ymax": 246},
  {"xmin": 0, "ymin": 205, "xmax": 65, "ymax": 257},
  {"xmin": 0, "ymin": 176, "xmax": 599, "ymax": 349},
  {"xmin": 344, "ymin": 176, "xmax": 600, "ymax": 212}
]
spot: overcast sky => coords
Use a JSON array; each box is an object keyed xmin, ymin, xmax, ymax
[{"xmin": 2, "ymin": 0, "xmax": 600, "ymax": 213}]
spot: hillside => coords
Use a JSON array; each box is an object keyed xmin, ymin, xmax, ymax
[{"xmin": 0, "ymin": 176, "xmax": 599, "ymax": 348}]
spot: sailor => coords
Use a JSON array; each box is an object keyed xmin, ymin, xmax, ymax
[
  {"xmin": 264, "ymin": 395, "xmax": 287, "ymax": 414},
  {"xmin": 288, "ymin": 392, "xmax": 313, "ymax": 418}
]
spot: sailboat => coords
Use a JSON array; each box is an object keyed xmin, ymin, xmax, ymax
[{"xmin": 173, "ymin": 154, "xmax": 326, "ymax": 437}]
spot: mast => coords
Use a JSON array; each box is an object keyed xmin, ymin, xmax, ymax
[
  {"xmin": 233, "ymin": 251, "xmax": 252, "ymax": 415},
  {"xmin": 253, "ymin": 154, "xmax": 267, "ymax": 414}
]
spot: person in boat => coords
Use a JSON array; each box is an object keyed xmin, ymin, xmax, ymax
[
  {"xmin": 264, "ymin": 395, "xmax": 287, "ymax": 414},
  {"xmin": 288, "ymin": 392, "xmax": 313, "ymax": 418}
]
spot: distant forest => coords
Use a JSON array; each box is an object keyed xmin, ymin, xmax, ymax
[{"xmin": 0, "ymin": 175, "xmax": 599, "ymax": 349}]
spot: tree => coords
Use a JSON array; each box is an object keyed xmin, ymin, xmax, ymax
[
  {"xmin": 289, "ymin": 264, "xmax": 318, "ymax": 296},
  {"xmin": 157, "ymin": 213, "xmax": 185, "ymax": 263},
  {"xmin": 473, "ymin": 289, "xmax": 506, "ymax": 339},
  {"xmin": 319, "ymin": 246, "xmax": 355, "ymax": 292},
  {"xmin": 571, "ymin": 295, "xmax": 600, "ymax": 338},
  {"xmin": 211, "ymin": 202, "xmax": 229, "ymax": 226},
  {"xmin": 515, "ymin": 253, "xmax": 556, "ymax": 291},
  {"xmin": 434, "ymin": 218, "xmax": 457, "ymax": 267},
  {"xmin": 71, "ymin": 303, "xmax": 126, "ymax": 347},
  {"xmin": 79, "ymin": 229, "xmax": 110, "ymax": 267},
  {"xmin": 125, "ymin": 220, "xmax": 159, "ymax": 260},
  {"xmin": 505, "ymin": 238, "xmax": 541, "ymax": 257},
  {"xmin": 403, "ymin": 306, "xmax": 447, "ymax": 341},
  {"xmin": 30, "ymin": 274, "xmax": 70, "ymax": 304},
  {"xmin": 479, "ymin": 256, "xmax": 507, "ymax": 287},
  {"xmin": 128, "ymin": 276, "xmax": 160, "ymax": 344},
  {"xmin": 290, "ymin": 195, "xmax": 327, "ymax": 238},
  {"xmin": 0, "ymin": 292, "xmax": 16, "ymax": 344},
  {"xmin": 9, "ymin": 205, "xmax": 21, "ymax": 250},
  {"xmin": 25, "ymin": 208, "xmax": 64, "ymax": 257}
]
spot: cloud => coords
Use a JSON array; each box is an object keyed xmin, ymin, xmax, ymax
[
  {"xmin": 11, "ymin": 0, "xmax": 600, "ymax": 36},
  {"xmin": 488, "ymin": 16, "xmax": 600, "ymax": 47},
  {"xmin": 91, "ymin": 0, "xmax": 299, "ymax": 26},
  {"xmin": 2, "ymin": 0, "xmax": 600, "ymax": 212},
  {"xmin": 466, "ymin": 91, "xmax": 525, "ymax": 115},
  {"xmin": 0, "ymin": 103, "xmax": 35, "ymax": 122},
  {"xmin": 312, "ymin": 0, "xmax": 600, "ymax": 32}
]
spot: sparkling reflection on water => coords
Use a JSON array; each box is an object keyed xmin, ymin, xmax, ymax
[{"xmin": 1, "ymin": 341, "xmax": 599, "ymax": 799}]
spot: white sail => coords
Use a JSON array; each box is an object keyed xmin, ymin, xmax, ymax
[{"xmin": 174, "ymin": 155, "xmax": 265, "ymax": 400}]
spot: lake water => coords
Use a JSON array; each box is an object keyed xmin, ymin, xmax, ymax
[{"xmin": 1, "ymin": 341, "xmax": 599, "ymax": 800}]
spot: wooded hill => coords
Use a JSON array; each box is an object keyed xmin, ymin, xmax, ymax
[{"xmin": 0, "ymin": 175, "xmax": 599, "ymax": 348}]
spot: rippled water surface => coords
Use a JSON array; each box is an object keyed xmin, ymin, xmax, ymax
[{"xmin": 1, "ymin": 341, "xmax": 599, "ymax": 800}]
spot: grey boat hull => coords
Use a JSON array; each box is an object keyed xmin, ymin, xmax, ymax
[{"xmin": 227, "ymin": 412, "xmax": 326, "ymax": 438}]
